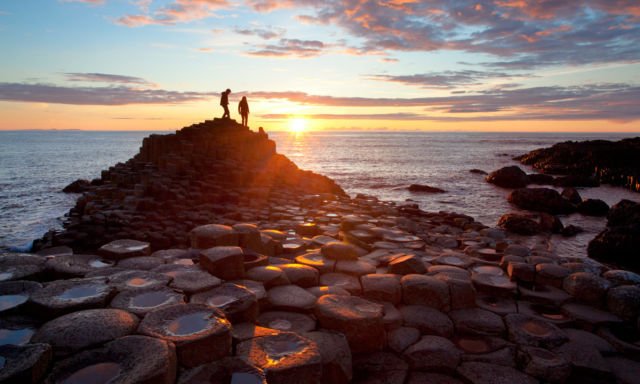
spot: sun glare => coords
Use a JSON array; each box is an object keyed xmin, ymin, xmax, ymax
[{"xmin": 289, "ymin": 118, "xmax": 307, "ymax": 133}]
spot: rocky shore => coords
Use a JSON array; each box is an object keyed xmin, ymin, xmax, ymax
[{"xmin": 1, "ymin": 119, "xmax": 640, "ymax": 383}]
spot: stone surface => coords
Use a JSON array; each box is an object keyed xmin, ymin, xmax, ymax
[
  {"xmin": 110, "ymin": 286, "xmax": 185, "ymax": 316},
  {"xmin": 361, "ymin": 274, "xmax": 402, "ymax": 304},
  {"xmin": 0, "ymin": 281, "xmax": 42, "ymax": 314},
  {"xmin": 508, "ymin": 188, "xmax": 575, "ymax": 214},
  {"xmin": 321, "ymin": 242, "xmax": 359, "ymax": 261},
  {"xmin": 505, "ymin": 314, "xmax": 568, "ymax": 348},
  {"xmin": 403, "ymin": 335, "xmax": 462, "ymax": 371},
  {"xmin": 29, "ymin": 277, "xmax": 115, "ymax": 316},
  {"xmin": 191, "ymin": 283, "xmax": 259, "ymax": 323},
  {"xmin": 258, "ymin": 311, "xmax": 316, "ymax": 333},
  {"xmin": 563, "ymin": 272, "xmax": 610, "ymax": 305},
  {"xmin": 387, "ymin": 255, "xmax": 426, "ymax": 275},
  {"xmin": 606, "ymin": 284, "xmax": 640, "ymax": 320},
  {"xmin": 303, "ymin": 331, "xmax": 352, "ymax": 384},
  {"xmin": 170, "ymin": 269, "xmax": 221, "ymax": 294},
  {"xmin": 457, "ymin": 362, "xmax": 538, "ymax": 384},
  {"xmin": 267, "ymin": 285, "xmax": 318, "ymax": 312},
  {"xmin": 199, "ymin": 246, "xmax": 245, "ymax": 280},
  {"xmin": 486, "ymin": 166, "xmax": 530, "ymax": 189},
  {"xmin": 98, "ymin": 239, "xmax": 151, "ymax": 260},
  {"xmin": 401, "ymin": 274, "xmax": 450, "ymax": 311},
  {"xmin": 387, "ymin": 326, "xmax": 421, "ymax": 353},
  {"xmin": 0, "ymin": 343, "xmax": 52, "ymax": 384},
  {"xmin": 109, "ymin": 270, "xmax": 171, "ymax": 291},
  {"xmin": 352, "ymin": 352, "xmax": 408, "ymax": 384},
  {"xmin": 400, "ymin": 305, "xmax": 454, "ymax": 337},
  {"xmin": 517, "ymin": 346, "xmax": 571, "ymax": 383},
  {"xmin": 190, "ymin": 224, "xmax": 238, "ymax": 249},
  {"xmin": 449, "ymin": 308, "xmax": 505, "ymax": 337}
]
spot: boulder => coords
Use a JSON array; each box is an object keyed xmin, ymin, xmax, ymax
[
  {"xmin": 387, "ymin": 326, "xmax": 421, "ymax": 354},
  {"xmin": 486, "ymin": 166, "xmax": 529, "ymax": 189},
  {"xmin": 588, "ymin": 201, "xmax": 640, "ymax": 270},
  {"xmin": 561, "ymin": 187, "xmax": 583, "ymax": 205},
  {"xmin": 578, "ymin": 199, "xmax": 609, "ymax": 216},
  {"xmin": 508, "ymin": 188, "xmax": 575, "ymax": 214},
  {"xmin": 606, "ymin": 285, "xmax": 640, "ymax": 320},
  {"xmin": 497, "ymin": 214, "xmax": 540, "ymax": 235}
]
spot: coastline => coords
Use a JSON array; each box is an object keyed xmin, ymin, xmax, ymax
[{"xmin": 1, "ymin": 120, "xmax": 639, "ymax": 383}]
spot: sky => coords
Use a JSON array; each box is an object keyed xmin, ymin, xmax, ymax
[{"xmin": 0, "ymin": 0, "xmax": 639, "ymax": 132}]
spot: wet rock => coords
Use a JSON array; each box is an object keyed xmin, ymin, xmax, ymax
[
  {"xmin": 45, "ymin": 335, "xmax": 176, "ymax": 384},
  {"xmin": 32, "ymin": 308, "xmax": 138, "ymax": 357},
  {"xmin": 457, "ymin": 361, "xmax": 538, "ymax": 384},
  {"xmin": 138, "ymin": 303, "xmax": 231, "ymax": 367},
  {"xmin": 117, "ymin": 256, "xmax": 164, "ymax": 270},
  {"xmin": 588, "ymin": 199, "xmax": 640, "ymax": 270},
  {"xmin": 170, "ymin": 269, "xmax": 221, "ymax": 294},
  {"xmin": 236, "ymin": 332, "xmax": 322, "ymax": 384},
  {"xmin": 387, "ymin": 326, "xmax": 420, "ymax": 353},
  {"xmin": 190, "ymin": 224, "xmax": 238, "ymax": 249},
  {"xmin": 508, "ymin": 187, "xmax": 575, "ymax": 214},
  {"xmin": 44, "ymin": 254, "xmax": 114, "ymax": 278},
  {"xmin": 399, "ymin": 305, "xmax": 453, "ymax": 338},
  {"xmin": 109, "ymin": 270, "xmax": 171, "ymax": 291},
  {"xmin": 30, "ymin": 277, "xmax": 115, "ymax": 316},
  {"xmin": 199, "ymin": 246, "xmax": 245, "ymax": 280},
  {"xmin": 516, "ymin": 346, "xmax": 570, "ymax": 383},
  {"xmin": 62, "ymin": 178, "xmax": 91, "ymax": 193},
  {"xmin": 497, "ymin": 214, "xmax": 540, "ymax": 235},
  {"xmin": 0, "ymin": 343, "xmax": 51, "ymax": 384},
  {"xmin": 507, "ymin": 262, "xmax": 535, "ymax": 283},
  {"xmin": 110, "ymin": 286, "xmax": 185, "ymax": 316},
  {"xmin": 178, "ymin": 356, "xmax": 266, "ymax": 384},
  {"xmin": 278, "ymin": 263, "xmax": 319, "ymax": 287},
  {"xmin": 0, "ymin": 253, "xmax": 44, "ymax": 282},
  {"xmin": 562, "ymin": 224, "xmax": 584, "ymax": 237},
  {"xmin": 401, "ymin": 274, "xmax": 450, "ymax": 311},
  {"xmin": 361, "ymin": 274, "xmax": 402, "ymax": 304},
  {"xmin": 321, "ymin": 241, "xmax": 359, "ymax": 261},
  {"xmin": 505, "ymin": 314, "xmax": 568, "ymax": 348},
  {"xmin": 486, "ymin": 166, "xmax": 530, "ymax": 189},
  {"xmin": 449, "ymin": 308, "xmax": 505, "ymax": 337},
  {"xmin": 99, "ymin": 239, "xmax": 151, "ymax": 260},
  {"xmin": 404, "ymin": 335, "xmax": 462, "ymax": 371},
  {"xmin": 387, "ymin": 254, "xmax": 426, "ymax": 275},
  {"xmin": 319, "ymin": 272, "xmax": 361, "ymax": 294},
  {"xmin": 303, "ymin": 331, "xmax": 352, "ymax": 384},
  {"xmin": 470, "ymin": 169, "xmax": 488, "ymax": 175},
  {"xmin": 577, "ymin": 199, "xmax": 609, "ymax": 216},
  {"xmin": 191, "ymin": 283, "xmax": 259, "ymax": 323},
  {"xmin": 352, "ymin": 352, "xmax": 408, "ymax": 384},
  {"xmin": 258, "ymin": 311, "xmax": 316, "ymax": 333},
  {"xmin": 561, "ymin": 187, "xmax": 582, "ymax": 205},
  {"xmin": 563, "ymin": 272, "xmax": 610, "ymax": 305},
  {"xmin": 408, "ymin": 184, "xmax": 446, "ymax": 193},
  {"xmin": 267, "ymin": 285, "xmax": 317, "ymax": 312},
  {"xmin": 0, "ymin": 281, "xmax": 41, "ymax": 314},
  {"xmin": 314, "ymin": 294, "xmax": 385, "ymax": 353}
]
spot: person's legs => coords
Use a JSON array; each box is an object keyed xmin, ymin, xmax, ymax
[
  {"xmin": 242, "ymin": 114, "xmax": 248, "ymax": 126},
  {"xmin": 222, "ymin": 105, "xmax": 230, "ymax": 118}
]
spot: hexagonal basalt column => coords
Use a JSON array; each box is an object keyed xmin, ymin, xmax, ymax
[
  {"xmin": 98, "ymin": 239, "xmax": 151, "ymax": 260},
  {"xmin": 0, "ymin": 281, "xmax": 41, "ymax": 315},
  {"xmin": 110, "ymin": 286, "xmax": 185, "ymax": 316},
  {"xmin": 178, "ymin": 357, "xmax": 266, "ymax": 384},
  {"xmin": 44, "ymin": 254, "xmax": 115, "ymax": 278},
  {"xmin": 199, "ymin": 246, "xmax": 245, "ymax": 280},
  {"xmin": 190, "ymin": 224, "xmax": 239, "ymax": 249},
  {"xmin": 0, "ymin": 343, "xmax": 52, "ymax": 383},
  {"xmin": 29, "ymin": 277, "xmax": 115, "ymax": 316},
  {"xmin": 191, "ymin": 283, "xmax": 259, "ymax": 323}
]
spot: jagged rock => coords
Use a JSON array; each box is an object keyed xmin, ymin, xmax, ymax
[
  {"xmin": 199, "ymin": 246, "xmax": 245, "ymax": 280},
  {"xmin": 0, "ymin": 343, "xmax": 52, "ymax": 384},
  {"xmin": 486, "ymin": 166, "xmax": 529, "ymax": 189},
  {"xmin": 403, "ymin": 335, "xmax": 462, "ymax": 371},
  {"xmin": 508, "ymin": 188, "xmax": 575, "ymax": 214},
  {"xmin": 303, "ymin": 331, "xmax": 352, "ymax": 384}
]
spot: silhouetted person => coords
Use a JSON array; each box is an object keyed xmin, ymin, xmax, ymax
[
  {"xmin": 238, "ymin": 96, "xmax": 249, "ymax": 127},
  {"xmin": 220, "ymin": 88, "xmax": 231, "ymax": 119}
]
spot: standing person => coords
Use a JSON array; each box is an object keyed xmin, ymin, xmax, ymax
[
  {"xmin": 238, "ymin": 96, "xmax": 249, "ymax": 127},
  {"xmin": 220, "ymin": 88, "xmax": 231, "ymax": 119}
]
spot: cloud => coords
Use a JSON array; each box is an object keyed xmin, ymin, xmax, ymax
[
  {"xmin": 64, "ymin": 72, "xmax": 156, "ymax": 87},
  {"xmin": 61, "ymin": 0, "xmax": 104, "ymax": 4},
  {"xmin": 369, "ymin": 70, "xmax": 518, "ymax": 89},
  {"xmin": 0, "ymin": 83, "xmax": 212, "ymax": 105},
  {"xmin": 247, "ymin": 38, "xmax": 326, "ymax": 57},
  {"xmin": 116, "ymin": 0, "xmax": 229, "ymax": 27},
  {"xmin": 261, "ymin": 112, "xmax": 425, "ymax": 120},
  {"xmin": 234, "ymin": 26, "xmax": 285, "ymax": 40}
]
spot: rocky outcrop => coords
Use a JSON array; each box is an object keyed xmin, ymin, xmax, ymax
[
  {"xmin": 515, "ymin": 137, "xmax": 640, "ymax": 192},
  {"xmin": 588, "ymin": 199, "xmax": 640, "ymax": 271},
  {"xmin": 408, "ymin": 184, "xmax": 446, "ymax": 193},
  {"xmin": 485, "ymin": 166, "xmax": 529, "ymax": 189},
  {"xmin": 508, "ymin": 188, "xmax": 575, "ymax": 215}
]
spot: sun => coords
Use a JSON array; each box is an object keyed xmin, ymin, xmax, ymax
[{"xmin": 289, "ymin": 118, "xmax": 307, "ymax": 133}]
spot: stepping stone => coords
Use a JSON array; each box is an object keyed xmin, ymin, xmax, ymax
[
  {"xmin": 151, "ymin": 264, "xmax": 194, "ymax": 278},
  {"xmin": 278, "ymin": 263, "xmax": 319, "ymax": 287},
  {"xmin": 504, "ymin": 244, "xmax": 531, "ymax": 257},
  {"xmin": 449, "ymin": 308, "xmax": 505, "ymax": 336},
  {"xmin": 45, "ymin": 335, "xmax": 176, "ymax": 384},
  {"xmin": 0, "ymin": 343, "xmax": 52, "ymax": 383},
  {"xmin": 387, "ymin": 255, "xmax": 426, "ymax": 275},
  {"xmin": 335, "ymin": 259, "xmax": 376, "ymax": 276},
  {"xmin": 110, "ymin": 286, "xmax": 185, "ymax": 316},
  {"xmin": 32, "ymin": 309, "xmax": 138, "ymax": 357},
  {"xmin": 0, "ymin": 281, "xmax": 41, "ymax": 314},
  {"xmin": 233, "ymin": 223, "xmax": 264, "ymax": 252},
  {"xmin": 116, "ymin": 256, "xmax": 164, "ymax": 270},
  {"xmin": 199, "ymin": 246, "xmax": 245, "ymax": 280},
  {"xmin": 108, "ymin": 270, "xmax": 171, "ymax": 291},
  {"xmin": 517, "ymin": 346, "xmax": 571, "ymax": 383},
  {"xmin": 535, "ymin": 263, "xmax": 570, "ymax": 288},
  {"xmin": 258, "ymin": 311, "xmax": 316, "ymax": 333},
  {"xmin": 314, "ymin": 294, "xmax": 385, "ymax": 353},
  {"xmin": 401, "ymin": 274, "xmax": 450, "ymax": 311},
  {"xmin": 563, "ymin": 272, "xmax": 610, "ymax": 305},
  {"xmin": 457, "ymin": 362, "xmax": 538, "ymax": 384},
  {"xmin": 507, "ymin": 262, "xmax": 535, "ymax": 283},
  {"xmin": 471, "ymin": 265, "xmax": 505, "ymax": 276},
  {"xmin": 236, "ymin": 332, "xmax": 322, "ymax": 384},
  {"xmin": 30, "ymin": 277, "xmax": 115, "ymax": 316},
  {"xmin": 387, "ymin": 326, "xmax": 420, "ymax": 353},
  {"xmin": 399, "ymin": 305, "xmax": 453, "ymax": 337},
  {"xmin": 295, "ymin": 252, "xmax": 335, "ymax": 273},
  {"xmin": 178, "ymin": 356, "xmax": 266, "ymax": 384},
  {"xmin": 361, "ymin": 274, "xmax": 402, "ymax": 304},
  {"xmin": 246, "ymin": 266, "xmax": 290, "ymax": 288},
  {"xmin": 433, "ymin": 253, "xmax": 473, "ymax": 269},
  {"xmin": 307, "ymin": 286, "xmax": 351, "ymax": 297},
  {"xmin": 0, "ymin": 253, "xmax": 45, "ymax": 282},
  {"xmin": 190, "ymin": 224, "xmax": 238, "ymax": 248},
  {"xmin": 561, "ymin": 303, "xmax": 622, "ymax": 330},
  {"xmin": 472, "ymin": 273, "xmax": 516, "ymax": 297},
  {"xmin": 170, "ymin": 270, "xmax": 221, "ymax": 294},
  {"xmin": 191, "ymin": 283, "xmax": 259, "ymax": 323},
  {"xmin": 267, "ymin": 285, "xmax": 318, "ymax": 312},
  {"xmin": 403, "ymin": 335, "xmax": 462, "ymax": 371},
  {"xmin": 352, "ymin": 352, "xmax": 408, "ymax": 384},
  {"xmin": 437, "ymin": 274, "xmax": 477, "ymax": 310},
  {"xmin": 304, "ymin": 331, "xmax": 352, "ymax": 384},
  {"xmin": 319, "ymin": 273, "xmax": 361, "ymax": 294},
  {"xmin": 230, "ymin": 279, "xmax": 267, "ymax": 301},
  {"xmin": 429, "ymin": 265, "xmax": 470, "ymax": 279},
  {"xmin": 138, "ymin": 303, "xmax": 231, "ymax": 368},
  {"xmin": 98, "ymin": 239, "xmax": 151, "ymax": 260},
  {"xmin": 505, "ymin": 314, "xmax": 568, "ymax": 348},
  {"xmin": 44, "ymin": 254, "xmax": 114, "ymax": 278},
  {"xmin": 321, "ymin": 242, "xmax": 359, "ymax": 261},
  {"xmin": 311, "ymin": 235, "xmax": 338, "ymax": 246}
]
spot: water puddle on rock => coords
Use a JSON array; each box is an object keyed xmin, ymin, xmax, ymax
[
  {"xmin": 62, "ymin": 362, "xmax": 121, "ymax": 384},
  {"xmin": 166, "ymin": 313, "xmax": 212, "ymax": 336},
  {"xmin": 207, "ymin": 295, "xmax": 237, "ymax": 308},
  {"xmin": 231, "ymin": 372, "xmax": 263, "ymax": 384},
  {"xmin": 130, "ymin": 291, "xmax": 172, "ymax": 309},
  {"xmin": 89, "ymin": 260, "xmax": 112, "ymax": 268},
  {"xmin": 127, "ymin": 277, "xmax": 152, "ymax": 288},
  {"xmin": 264, "ymin": 339, "xmax": 304, "ymax": 362},
  {"xmin": 268, "ymin": 319, "xmax": 292, "ymax": 331},
  {"xmin": 0, "ymin": 294, "xmax": 28, "ymax": 311},
  {"xmin": 473, "ymin": 266, "xmax": 504, "ymax": 276},
  {"xmin": 0, "ymin": 271, "xmax": 14, "ymax": 281},
  {"xmin": 0, "ymin": 328, "xmax": 34, "ymax": 346},
  {"xmin": 58, "ymin": 285, "xmax": 102, "ymax": 300}
]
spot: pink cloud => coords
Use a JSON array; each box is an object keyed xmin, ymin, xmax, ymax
[{"xmin": 116, "ymin": 0, "xmax": 229, "ymax": 27}]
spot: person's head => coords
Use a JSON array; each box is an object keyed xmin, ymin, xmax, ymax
[
  {"xmin": 226, "ymin": 88, "xmax": 231, "ymax": 94},
  {"xmin": 241, "ymin": 96, "xmax": 247, "ymax": 102}
]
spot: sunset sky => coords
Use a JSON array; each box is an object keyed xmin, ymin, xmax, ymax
[{"xmin": 1, "ymin": 0, "xmax": 639, "ymax": 131}]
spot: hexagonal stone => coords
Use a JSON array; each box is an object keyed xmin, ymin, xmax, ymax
[
  {"xmin": 45, "ymin": 335, "xmax": 176, "ymax": 384},
  {"xmin": 246, "ymin": 266, "xmax": 290, "ymax": 288},
  {"xmin": 335, "ymin": 259, "xmax": 376, "ymax": 277},
  {"xmin": 561, "ymin": 303, "xmax": 622, "ymax": 330},
  {"xmin": 449, "ymin": 308, "xmax": 505, "ymax": 337},
  {"xmin": 199, "ymin": 246, "xmax": 245, "ymax": 280},
  {"xmin": 403, "ymin": 335, "xmax": 462, "ymax": 371},
  {"xmin": 295, "ymin": 252, "xmax": 335, "ymax": 273},
  {"xmin": 258, "ymin": 311, "xmax": 316, "ymax": 333},
  {"xmin": 267, "ymin": 285, "xmax": 318, "ymax": 312},
  {"xmin": 29, "ymin": 277, "xmax": 115, "ymax": 316},
  {"xmin": 361, "ymin": 274, "xmax": 402, "ymax": 304},
  {"xmin": 399, "ymin": 305, "xmax": 453, "ymax": 337},
  {"xmin": 517, "ymin": 346, "xmax": 571, "ymax": 383},
  {"xmin": 0, "ymin": 343, "xmax": 51, "ymax": 384},
  {"xmin": 108, "ymin": 270, "xmax": 171, "ymax": 291},
  {"xmin": 233, "ymin": 223, "xmax": 264, "ymax": 253},
  {"xmin": 563, "ymin": 272, "xmax": 610, "ymax": 305},
  {"xmin": 505, "ymin": 314, "xmax": 568, "ymax": 348},
  {"xmin": 190, "ymin": 224, "xmax": 238, "ymax": 249},
  {"xmin": 401, "ymin": 274, "xmax": 450, "ymax": 311},
  {"xmin": 314, "ymin": 294, "xmax": 385, "ymax": 353},
  {"xmin": 565, "ymin": 328, "xmax": 615, "ymax": 354},
  {"xmin": 44, "ymin": 254, "xmax": 114, "ymax": 278},
  {"xmin": 319, "ymin": 273, "xmax": 361, "ymax": 294},
  {"xmin": 518, "ymin": 284, "xmax": 571, "ymax": 307},
  {"xmin": 278, "ymin": 263, "xmax": 319, "ymax": 287},
  {"xmin": 116, "ymin": 256, "xmax": 163, "ymax": 270},
  {"xmin": 535, "ymin": 263, "xmax": 570, "ymax": 288},
  {"xmin": 0, "ymin": 281, "xmax": 42, "ymax": 314},
  {"xmin": 32, "ymin": 309, "xmax": 138, "ymax": 357},
  {"xmin": 110, "ymin": 286, "xmax": 185, "ymax": 316},
  {"xmin": 191, "ymin": 283, "xmax": 258, "ymax": 323},
  {"xmin": 303, "ymin": 331, "xmax": 352, "ymax": 384},
  {"xmin": 306, "ymin": 286, "xmax": 351, "ymax": 298},
  {"xmin": 170, "ymin": 270, "xmax": 221, "ymax": 294},
  {"xmin": 517, "ymin": 302, "xmax": 574, "ymax": 327},
  {"xmin": 457, "ymin": 362, "xmax": 538, "ymax": 384},
  {"xmin": 178, "ymin": 356, "xmax": 266, "ymax": 384},
  {"xmin": 472, "ymin": 273, "xmax": 517, "ymax": 298},
  {"xmin": 230, "ymin": 279, "xmax": 266, "ymax": 301},
  {"xmin": 236, "ymin": 332, "xmax": 322, "ymax": 384},
  {"xmin": 321, "ymin": 242, "xmax": 359, "ymax": 261},
  {"xmin": 387, "ymin": 326, "xmax": 420, "ymax": 353},
  {"xmin": 138, "ymin": 303, "xmax": 231, "ymax": 368},
  {"xmin": 387, "ymin": 254, "xmax": 427, "ymax": 275},
  {"xmin": 437, "ymin": 274, "xmax": 477, "ymax": 310},
  {"xmin": 98, "ymin": 239, "xmax": 151, "ymax": 260},
  {"xmin": 606, "ymin": 285, "xmax": 640, "ymax": 320},
  {"xmin": 554, "ymin": 340, "xmax": 614, "ymax": 383},
  {"xmin": 0, "ymin": 253, "xmax": 45, "ymax": 282},
  {"xmin": 352, "ymin": 352, "xmax": 408, "ymax": 384},
  {"xmin": 476, "ymin": 294, "xmax": 517, "ymax": 315}
]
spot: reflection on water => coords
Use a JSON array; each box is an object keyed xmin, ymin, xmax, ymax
[
  {"xmin": 166, "ymin": 313, "xmax": 212, "ymax": 336},
  {"xmin": 0, "ymin": 327, "xmax": 34, "ymax": 346},
  {"xmin": 62, "ymin": 362, "xmax": 121, "ymax": 384}
]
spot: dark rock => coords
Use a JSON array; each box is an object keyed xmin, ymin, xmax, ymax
[
  {"xmin": 30, "ymin": 277, "xmax": 115, "ymax": 316},
  {"xmin": 554, "ymin": 174, "xmax": 600, "ymax": 187},
  {"xmin": 266, "ymin": 285, "xmax": 317, "ymax": 312},
  {"xmin": 190, "ymin": 224, "xmax": 238, "ymax": 249},
  {"xmin": 508, "ymin": 188, "xmax": 575, "ymax": 214},
  {"xmin": 321, "ymin": 242, "xmax": 359, "ymax": 261},
  {"xmin": 408, "ymin": 184, "xmax": 446, "ymax": 193},
  {"xmin": 0, "ymin": 343, "xmax": 52, "ymax": 384},
  {"xmin": 504, "ymin": 314, "xmax": 568, "ymax": 348},
  {"xmin": 361, "ymin": 274, "xmax": 402, "ymax": 304},
  {"xmin": 170, "ymin": 269, "xmax": 221, "ymax": 294},
  {"xmin": 258, "ymin": 311, "xmax": 316, "ymax": 333},
  {"xmin": 109, "ymin": 270, "xmax": 172, "ymax": 291},
  {"xmin": 561, "ymin": 187, "xmax": 583, "ymax": 205},
  {"xmin": 578, "ymin": 199, "xmax": 609, "ymax": 216},
  {"xmin": 404, "ymin": 335, "xmax": 462, "ymax": 371},
  {"xmin": 486, "ymin": 166, "xmax": 529, "ymax": 189},
  {"xmin": 400, "ymin": 305, "xmax": 454, "ymax": 337},
  {"xmin": 387, "ymin": 326, "xmax": 421, "ymax": 353},
  {"xmin": 516, "ymin": 346, "xmax": 570, "ymax": 383},
  {"xmin": 387, "ymin": 254, "xmax": 426, "ymax": 275},
  {"xmin": 554, "ymin": 340, "xmax": 614, "ymax": 383},
  {"xmin": 278, "ymin": 263, "xmax": 319, "ymax": 287},
  {"xmin": 401, "ymin": 274, "xmax": 450, "ymax": 311},
  {"xmin": 607, "ymin": 199, "xmax": 640, "ymax": 226},
  {"xmin": 606, "ymin": 285, "xmax": 640, "ymax": 320},
  {"xmin": 0, "ymin": 281, "xmax": 42, "ymax": 314},
  {"xmin": 563, "ymin": 272, "xmax": 610, "ymax": 305},
  {"xmin": 470, "ymin": 169, "xmax": 488, "ymax": 175},
  {"xmin": 449, "ymin": 308, "xmax": 505, "ymax": 337},
  {"xmin": 457, "ymin": 361, "xmax": 538, "ymax": 384},
  {"xmin": 191, "ymin": 283, "xmax": 259, "ymax": 323},
  {"xmin": 538, "ymin": 212, "xmax": 564, "ymax": 233},
  {"xmin": 199, "ymin": 246, "xmax": 245, "ymax": 280},
  {"xmin": 352, "ymin": 352, "xmax": 408, "ymax": 384},
  {"xmin": 44, "ymin": 254, "xmax": 114, "ymax": 278},
  {"xmin": 527, "ymin": 173, "xmax": 555, "ymax": 185},
  {"xmin": 62, "ymin": 179, "xmax": 91, "ymax": 193},
  {"xmin": 497, "ymin": 214, "xmax": 540, "ymax": 235},
  {"xmin": 303, "ymin": 331, "xmax": 352, "ymax": 384},
  {"xmin": 319, "ymin": 272, "xmax": 361, "ymax": 295},
  {"xmin": 562, "ymin": 224, "xmax": 584, "ymax": 237},
  {"xmin": 588, "ymin": 199, "xmax": 640, "ymax": 270},
  {"xmin": 178, "ymin": 357, "xmax": 266, "ymax": 384}
]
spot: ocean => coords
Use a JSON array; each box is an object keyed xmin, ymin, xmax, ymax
[{"xmin": 1, "ymin": 129, "xmax": 639, "ymax": 258}]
